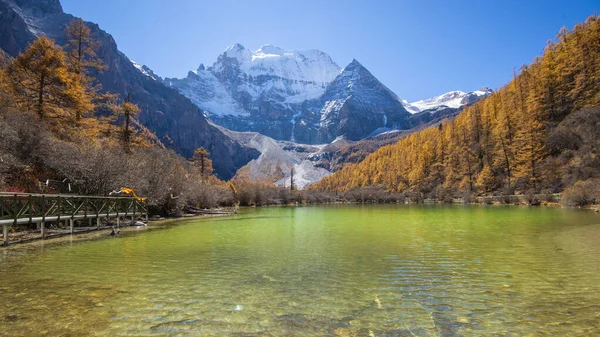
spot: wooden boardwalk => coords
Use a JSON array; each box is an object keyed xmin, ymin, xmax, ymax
[{"xmin": 0, "ymin": 192, "xmax": 148, "ymax": 245}]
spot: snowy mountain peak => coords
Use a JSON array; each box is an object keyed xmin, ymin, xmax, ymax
[
  {"xmin": 473, "ymin": 87, "xmax": 492, "ymax": 96},
  {"xmin": 335, "ymin": 59, "xmax": 372, "ymax": 82},
  {"xmin": 256, "ymin": 44, "xmax": 286, "ymax": 56},
  {"xmin": 344, "ymin": 59, "xmax": 366, "ymax": 71},
  {"xmin": 404, "ymin": 88, "xmax": 493, "ymax": 114},
  {"xmin": 211, "ymin": 44, "xmax": 340, "ymax": 83},
  {"xmin": 224, "ymin": 43, "xmax": 246, "ymax": 53},
  {"xmin": 222, "ymin": 43, "xmax": 252, "ymax": 63},
  {"xmin": 167, "ymin": 44, "xmax": 342, "ymax": 120},
  {"xmin": 315, "ymin": 58, "xmax": 410, "ymax": 141},
  {"xmin": 166, "ymin": 44, "xmax": 489, "ymax": 144},
  {"xmin": 326, "ymin": 59, "xmax": 400, "ymax": 102}
]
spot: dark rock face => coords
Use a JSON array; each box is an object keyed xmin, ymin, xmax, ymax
[
  {"xmin": 296, "ymin": 59, "xmax": 411, "ymax": 143},
  {"xmin": 408, "ymin": 106, "xmax": 461, "ymax": 128},
  {"xmin": 0, "ymin": 0, "xmax": 259, "ymax": 179},
  {"xmin": 13, "ymin": 0, "xmax": 62, "ymax": 13},
  {"xmin": 0, "ymin": 1, "xmax": 36, "ymax": 56}
]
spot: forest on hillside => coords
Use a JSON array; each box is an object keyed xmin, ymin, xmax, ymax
[{"xmin": 312, "ymin": 15, "xmax": 600, "ymax": 207}]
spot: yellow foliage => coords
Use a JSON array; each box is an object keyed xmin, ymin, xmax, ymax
[{"xmin": 312, "ymin": 15, "xmax": 600, "ymax": 195}]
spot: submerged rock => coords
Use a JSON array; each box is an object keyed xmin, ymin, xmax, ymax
[
  {"xmin": 432, "ymin": 311, "xmax": 470, "ymax": 337},
  {"xmin": 275, "ymin": 313, "xmax": 349, "ymax": 333}
]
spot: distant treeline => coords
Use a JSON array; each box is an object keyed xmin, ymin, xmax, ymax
[{"xmin": 312, "ymin": 15, "xmax": 600, "ymax": 207}]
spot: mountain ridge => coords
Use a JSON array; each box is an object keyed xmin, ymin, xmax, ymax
[{"xmin": 403, "ymin": 88, "xmax": 493, "ymax": 114}]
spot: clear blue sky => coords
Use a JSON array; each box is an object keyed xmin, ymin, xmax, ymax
[{"xmin": 61, "ymin": 0, "xmax": 598, "ymax": 101}]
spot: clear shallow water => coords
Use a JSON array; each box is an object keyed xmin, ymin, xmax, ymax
[{"xmin": 1, "ymin": 205, "xmax": 600, "ymax": 336}]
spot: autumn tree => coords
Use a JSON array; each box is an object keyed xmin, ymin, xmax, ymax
[
  {"xmin": 513, "ymin": 111, "xmax": 546, "ymax": 190},
  {"xmin": 120, "ymin": 94, "xmax": 141, "ymax": 152},
  {"xmin": 3, "ymin": 37, "xmax": 83, "ymax": 122},
  {"xmin": 64, "ymin": 18, "xmax": 106, "ymax": 121},
  {"xmin": 191, "ymin": 146, "xmax": 214, "ymax": 178},
  {"xmin": 290, "ymin": 166, "xmax": 296, "ymax": 191},
  {"xmin": 476, "ymin": 164, "xmax": 495, "ymax": 193}
]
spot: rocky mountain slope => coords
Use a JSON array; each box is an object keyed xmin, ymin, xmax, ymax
[
  {"xmin": 215, "ymin": 125, "xmax": 336, "ymax": 189},
  {"xmin": 214, "ymin": 99, "xmax": 469, "ymax": 189},
  {"xmin": 295, "ymin": 59, "xmax": 411, "ymax": 143},
  {"xmin": 165, "ymin": 44, "xmax": 341, "ymax": 141},
  {"xmin": 0, "ymin": 0, "xmax": 259, "ymax": 179},
  {"xmin": 162, "ymin": 45, "xmax": 414, "ymax": 143}
]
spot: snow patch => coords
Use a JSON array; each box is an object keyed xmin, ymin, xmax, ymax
[
  {"xmin": 403, "ymin": 88, "xmax": 492, "ymax": 114},
  {"xmin": 130, "ymin": 60, "xmax": 161, "ymax": 81},
  {"xmin": 216, "ymin": 127, "xmax": 338, "ymax": 189},
  {"xmin": 275, "ymin": 161, "xmax": 331, "ymax": 190},
  {"xmin": 320, "ymin": 98, "xmax": 348, "ymax": 127},
  {"xmin": 167, "ymin": 68, "xmax": 249, "ymax": 117},
  {"xmin": 219, "ymin": 44, "xmax": 341, "ymax": 101}
]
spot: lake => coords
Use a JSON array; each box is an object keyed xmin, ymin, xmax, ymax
[{"xmin": 1, "ymin": 205, "xmax": 599, "ymax": 336}]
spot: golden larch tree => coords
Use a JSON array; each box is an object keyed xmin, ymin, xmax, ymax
[
  {"xmin": 3, "ymin": 37, "xmax": 80, "ymax": 121},
  {"xmin": 191, "ymin": 147, "xmax": 214, "ymax": 178}
]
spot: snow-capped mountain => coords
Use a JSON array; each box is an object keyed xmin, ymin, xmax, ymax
[
  {"xmin": 210, "ymin": 43, "xmax": 341, "ymax": 104},
  {"xmin": 403, "ymin": 88, "xmax": 493, "ymax": 114},
  {"xmin": 158, "ymin": 44, "xmax": 415, "ymax": 144},
  {"xmin": 296, "ymin": 59, "xmax": 411, "ymax": 143},
  {"xmin": 166, "ymin": 44, "xmax": 340, "ymax": 116},
  {"xmin": 162, "ymin": 44, "xmax": 346, "ymax": 142}
]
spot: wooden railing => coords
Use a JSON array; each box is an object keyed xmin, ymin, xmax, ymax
[{"xmin": 0, "ymin": 193, "xmax": 148, "ymax": 245}]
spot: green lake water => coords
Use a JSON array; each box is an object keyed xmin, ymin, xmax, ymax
[{"xmin": 1, "ymin": 205, "xmax": 600, "ymax": 336}]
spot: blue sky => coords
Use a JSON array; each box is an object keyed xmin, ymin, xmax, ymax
[{"xmin": 61, "ymin": 0, "xmax": 598, "ymax": 101}]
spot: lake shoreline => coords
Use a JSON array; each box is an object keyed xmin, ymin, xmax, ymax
[
  {"xmin": 0, "ymin": 212, "xmax": 233, "ymax": 250},
  {"xmin": 3, "ymin": 201, "xmax": 597, "ymax": 250}
]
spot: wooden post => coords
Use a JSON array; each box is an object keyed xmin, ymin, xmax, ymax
[
  {"xmin": 96, "ymin": 216, "xmax": 101, "ymax": 229},
  {"xmin": 69, "ymin": 219, "xmax": 74, "ymax": 234},
  {"xmin": 41, "ymin": 221, "xmax": 46, "ymax": 238},
  {"xmin": 116, "ymin": 217, "xmax": 120, "ymax": 230},
  {"xmin": 3, "ymin": 223, "xmax": 8, "ymax": 246},
  {"xmin": 88, "ymin": 217, "xmax": 92, "ymax": 227}
]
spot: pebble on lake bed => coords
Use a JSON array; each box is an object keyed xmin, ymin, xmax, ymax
[
  {"xmin": 375, "ymin": 295, "xmax": 383, "ymax": 309},
  {"xmin": 334, "ymin": 327, "xmax": 351, "ymax": 337}
]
